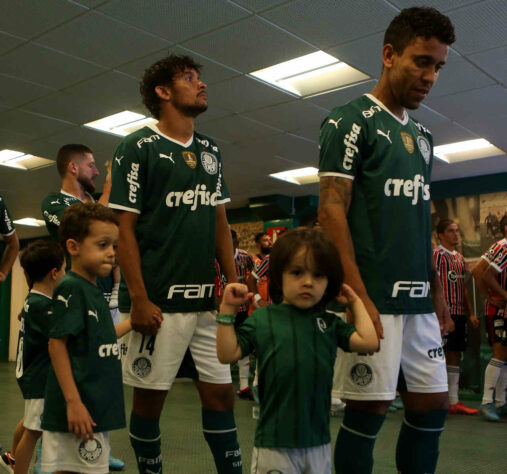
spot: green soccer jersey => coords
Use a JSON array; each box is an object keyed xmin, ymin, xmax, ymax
[
  {"xmin": 109, "ymin": 125, "xmax": 230, "ymax": 313},
  {"xmin": 16, "ymin": 291, "xmax": 52, "ymax": 399},
  {"xmin": 0, "ymin": 194, "xmax": 15, "ymax": 237},
  {"xmin": 41, "ymin": 272, "xmax": 125, "ymax": 433},
  {"xmin": 319, "ymin": 94, "xmax": 434, "ymax": 314},
  {"xmin": 236, "ymin": 303, "xmax": 355, "ymax": 448},
  {"xmin": 41, "ymin": 190, "xmax": 88, "ymax": 241}
]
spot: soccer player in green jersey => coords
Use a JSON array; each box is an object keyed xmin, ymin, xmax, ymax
[
  {"xmin": 40, "ymin": 203, "xmax": 136, "ymax": 474},
  {"xmin": 318, "ymin": 7, "xmax": 456, "ymax": 474},
  {"xmin": 109, "ymin": 54, "xmax": 241, "ymax": 473},
  {"xmin": 0, "ymin": 194, "xmax": 19, "ymax": 283},
  {"xmin": 11, "ymin": 240, "xmax": 66, "ymax": 474},
  {"xmin": 217, "ymin": 228, "xmax": 378, "ymax": 473}
]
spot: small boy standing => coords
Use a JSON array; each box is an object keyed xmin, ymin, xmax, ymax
[
  {"xmin": 13, "ymin": 240, "xmax": 66, "ymax": 474},
  {"xmin": 40, "ymin": 203, "xmax": 137, "ymax": 474}
]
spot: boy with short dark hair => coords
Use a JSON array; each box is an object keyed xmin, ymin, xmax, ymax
[
  {"xmin": 40, "ymin": 203, "xmax": 140, "ymax": 474},
  {"xmin": 8, "ymin": 240, "xmax": 66, "ymax": 474}
]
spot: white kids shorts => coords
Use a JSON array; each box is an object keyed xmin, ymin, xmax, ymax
[
  {"xmin": 333, "ymin": 313, "xmax": 448, "ymax": 400},
  {"xmin": 23, "ymin": 398, "xmax": 44, "ymax": 431},
  {"xmin": 41, "ymin": 431, "xmax": 110, "ymax": 474},
  {"xmin": 121, "ymin": 310, "xmax": 231, "ymax": 390},
  {"xmin": 251, "ymin": 444, "xmax": 331, "ymax": 474}
]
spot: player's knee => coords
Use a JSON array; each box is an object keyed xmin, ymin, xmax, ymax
[
  {"xmin": 133, "ymin": 388, "xmax": 168, "ymax": 418},
  {"xmin": 199, "ymin": 383, "xmax": 235, "ymax": 410},
  {"xmin": 345, "ymin": 399, "xmax": 392, "ymax": 415}
]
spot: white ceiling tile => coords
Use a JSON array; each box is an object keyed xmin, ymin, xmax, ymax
[
  {"xmin": 116, "ymin": 46, "xmax": 241, "ymax": 85},
  {"xmin": 0, "ymin": 43, "xmax": 106, "ymax": 89},
  {"xmin": 182, "ymin": 16, "xmax": 316, "ymax": 73},
  {"xmin": 207, "ymin": 76, "xmax": 293, "ymax": 113},
  {"xmin": 425, "ymin": 85, "xmax": 507, "ymax": 151},
  {"xmin": 197, "ymin": 115, "xmax": 279, "ymax": 143},
  {"xmin": 468, "ymin": 46, "xmax": 507, "ymax": 86},
  {"xmin": 0, "ymin": 0, "xmax": 86, "ymax": 39},
  {"xmin": 449, "ymin": 0, "xmax": 507, "ymax": 54},
  {"xmin": 244, "ymin": 100, "xmax": 328, "ymax": 134},
  {"xmin": 21, "ymin": 91, "xmax": 108, "ymax": 126},
  {"xmin": 289, "ymin": 126, "xmax": 319, "ymax": 143},
  {"xmin": 390, "ymin": 0, "xmax": 479, "ymax": 11},
  {"xmin": 0, "ymin": 74, "xmax": 54, "ymax": 107},
  {"xmin": 306, "ymin": 80, "xmax": 376, "ymax": 110},
  {"xmin": 0, "ymin": 31, "xmax": 26, "ymax": 55},
  {"xmin": 36, "ymin": 11, "xmax": 171, "ymax": 68},
  {"xmin": 262, "ymin": 0, "xmax": 397, "ymax": 49},
  {"xmin": 195, "ymin": 107, "xmax": 233, "ymax": 126},
  {"xmin": 325, "ymin": 33, "xmax": 383, "ymax": 78},
  {"xmin": 63, "ymin": 71, "xmax": 142, "ymax": 111},
  {"xmin": 0, "ymin": 127, "xmax": 35, "ymax": 148},
  {"xmin": 432, "ymin": 154, "xmax": 507, "ymax": 182},
  {"xmin": 0, "ymin": 109, "xmax": 73, "ymax": 140},
  {"xmin": 98, "ymin": 0, "xmax": 249, "ymax": 43},
  {"xmin": 430, "ymin": 50, "xmax": 496, "ymax": 98},
  {"xmin": 231, "ymin": 0, "xmax": 292, "ymax": 13}
]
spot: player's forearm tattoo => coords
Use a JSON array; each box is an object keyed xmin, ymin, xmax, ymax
[{"xmin": 319, "ymin": 177, "xmax": 352, "ymax": 211}]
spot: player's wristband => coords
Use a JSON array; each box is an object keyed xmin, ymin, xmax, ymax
[
  {"xmin": 216, "ymin": 313, "xmax": 236, "ymax": 325},
  {"xmin": 253, "ymin": 293, "xmax": 262, "ymax": 308}
]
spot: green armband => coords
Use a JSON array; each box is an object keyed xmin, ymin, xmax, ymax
[{"xmin": 216, "ymin": 313, "xmax": 236, "ymax": 325}]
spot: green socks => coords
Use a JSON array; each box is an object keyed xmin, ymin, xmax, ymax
[
  {"xmin": 202, "ymin": 409, "xmax": 242, "ymax": 473},
  {"xmin": 335, "ymin": 407, "xmax": 385, "ymax": 474},
  {"xmin": 396, "ymin": 410, "xmax": 448, "ymax": 474},
  {"xmin": 129, "ymin": 412, "xmax": 162, "ymax": 474}
]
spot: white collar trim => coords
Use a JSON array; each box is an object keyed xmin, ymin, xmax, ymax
[
  {"xmin": 59, "ymin": 190, "xmax": 94, "ymax": 203},
  {"xmin": 30, "ymin": 289, "xmax": 52, "ymax": 300},
  {"xmin": 147, "ymin": 124, "xmax": 194, "ymax": 148},
  {"xmin": 364, "ymin": 94, "xmax": 409, "ymax": 125},
  {"xmin": 436, "ymin": 245, "xmax": 457, "ymax": 255}
]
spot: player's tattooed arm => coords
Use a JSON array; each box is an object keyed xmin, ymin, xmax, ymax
[
  {"xmin": 430, "ymin": 259, "xmax": 454, "ymax": 335},
  {"xmin": 319, "ymin": 176, "xmax": 383, "ymax": 342}
]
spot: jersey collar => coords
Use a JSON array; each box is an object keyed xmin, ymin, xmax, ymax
[
  {"xmin": 364, "ymin": 94, "xmax": 409, "ymax": 126},
  {"xmin": 147, "ymin": 124, "xmax": 194, "ymax": 148},
  {"xmin": 436, "ymin": 244, "xmax": 457, "ymax": 255},
  {"xmin": 59, "ymin": 189, "xmax": 94, "ymax": 203},
  {"xmin": 30, "ymin": 289, "xmax": 52, "ymax": 300}
]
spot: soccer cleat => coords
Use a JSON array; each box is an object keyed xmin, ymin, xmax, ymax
[
  {"xmin": 237, "ymin": 387, "xmax": 254, "ymax": 400},
  {"xmin": 109, "ymin": 454, "xmax": 125, "ymax": 471},
  {"xmin": 496, "ymin": 403, "xmax": 507, "ymax": 417},
  {"xmin": 479, "ymin": 403, "xmax": 500, "ymax": 421},
  {"xmin": 0, "ymin": 452, "xmax": 15, "ymax": 473},
  {"xmin": 449, "ymin": 401, "xmax": 478, "ymax": 415}
]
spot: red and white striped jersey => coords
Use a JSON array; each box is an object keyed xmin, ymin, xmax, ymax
[
  {"xmin": 234, "ymin": 248, "xmax": 254, "ymax": 312},
  {"xmin": 253, "ymin": 254, "xmax": 270, "ymax": 280},
  {"xmin": 482, "ymin": 239, "xmax": 507, "ymax": 315},
  {"xmin": 433, "ymin": 246, "xmax": 466, "ymax": 315}
]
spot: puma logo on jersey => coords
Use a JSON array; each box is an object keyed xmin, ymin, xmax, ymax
[
  {"xmin": 159, "ymin": 153, "xmax": 174, "ymax": 163},
  {"xmin": 328, "ymin": 118, "xmax": 342, "ymax": 129},
  {"xmin": 57, "ymin": 294, "xmax": 72, "ymax": 308},
  {"xmin": 88, "ymin": 310, "xmax": 99, "ymax": 322},
  {"xmin": 115, "ymin": 156, "xmax": 123, "ymax": 165},
  {"xmin": 23, "ymin": 302, "xmax": 29, "ymax": 312},
  {"xmin": 50, "ymin": 199, "xmax": 60, "ymax": 205},
  {"xmin": 377, "ymin": 129, "xmax": 392, "ymax": 144}
]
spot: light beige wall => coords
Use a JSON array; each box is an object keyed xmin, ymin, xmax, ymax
[{"xmin": 8, "ymin": 256, "xmax": 28, "ymax": 361}]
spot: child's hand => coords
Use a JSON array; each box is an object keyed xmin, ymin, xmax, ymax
[
  {"xmin": 220, "ymin": 283, "xmax": 252, "ymax": 315},
  {"xmin": 67, "ymin": 399, "xmax": 97, "ymax": 442},
  {"xmin": 336, "ymin": 283, "xmax": 359, "ymax": 307}
]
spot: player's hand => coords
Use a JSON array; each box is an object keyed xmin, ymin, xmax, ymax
[
  {"xmin": 469, "ymin": 314, "xmax": 479, "ymax": 329},
  {"xmin": 336, "ymin": 283, "xmax": 359, "ymax": 306},
  {"xmin": 131, "ymin": 296, "xmax": 162, "ymax": 335},
  {"xmin": 0, "ymin": 271, "xmax": 6, "ymax": 282},
  {"xmin": 67, "ymin": 399, "xmax": 97, "ymax": 442},
  {"xmin": 220, "ymin": 283, "xmax": 252, "ymax": 315},
  {"xmin": 433, "ymin": 294, "xmax": 453, "ymax": 336}
]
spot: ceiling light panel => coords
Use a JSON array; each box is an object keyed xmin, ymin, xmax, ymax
[
  {"xmin": 84, "ymin": 111, "xmax": 157, "ymax": 136},
  {"xmin": 13, "ymin": 218, "xmax": 46, "ymax": 227},
  {"xmin": 434, "ymin": 138, "xmax": 504, "ymax": 163},
  {"xmin": 269, "ymin": 167, "xmax": 319, "ymax": 185},
  {"xmin": 250, "ymin": 51, "xmax": 370, "ymax": 97},
  {"xmin": 0, "ymin": 149, "xmax": 54, "ymax": 170}
]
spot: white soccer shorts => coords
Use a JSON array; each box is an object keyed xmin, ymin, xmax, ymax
[
  {"xmin": 333, "ymin": 313, "xmax": 448, "ymax": 400},
  {"xmin": 122, "ymin": 310, "xmax": 231, "ymax": 390},
  {"xmin": 41, "ymin": 431, "xmax": 110, "ymax": 474},
  {"xmin": 251, "ymin": 444, "xmax": 331, "ymax": 474},
  {"xmin": 23, "ymin": 398, "xmax": 44, "ymax": 431}
]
